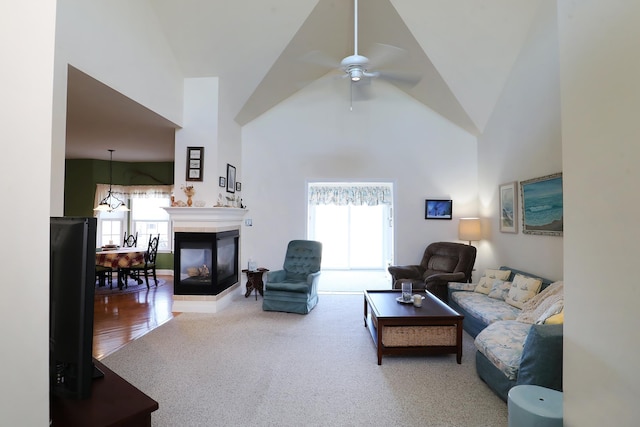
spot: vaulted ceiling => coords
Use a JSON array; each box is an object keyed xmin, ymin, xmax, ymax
[{"xmin": 65, "ymin": 0, "xmax": 543, "ymax": 161}]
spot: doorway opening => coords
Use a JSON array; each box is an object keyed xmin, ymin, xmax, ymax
[{"xmin": 307, "ymin": 182, "xmax": 393, "ymax": 292}]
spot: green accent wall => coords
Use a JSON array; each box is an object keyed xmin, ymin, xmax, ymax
[{"xmin": 64, "ymin": 159, "xmax": 175, "ymax": 270}]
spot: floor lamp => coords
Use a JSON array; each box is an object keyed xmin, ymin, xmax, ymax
[{"xmin": 458, "ymin": 218, "xmax": 481, "ymax": 245}]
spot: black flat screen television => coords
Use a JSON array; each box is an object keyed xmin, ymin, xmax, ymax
[{"xmin": 50, "ymin": 217, "xmax": 99, "ymax": 400}]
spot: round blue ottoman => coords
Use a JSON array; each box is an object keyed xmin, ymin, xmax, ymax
[{"xmin": 508, "ymin": 385, "xmax": 563, "ymax": 427}]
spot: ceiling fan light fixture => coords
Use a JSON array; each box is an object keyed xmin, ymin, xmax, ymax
[{"xmin": 349, "ymin": 67, "xmax": 364, "ymax": 81}]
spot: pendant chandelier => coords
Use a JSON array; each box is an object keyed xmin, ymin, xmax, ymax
[{"xmin": 94, "ymin": 149, "xmax": 130, "ymax": 212}]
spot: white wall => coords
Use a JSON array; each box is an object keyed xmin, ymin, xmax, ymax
[
  {"xmin": 241, "ymin": 77, "xmax": 478, "ymax": 272},
  {"xmin": 175, "ymin": 78, "xmax": 220, "ymax": 203},
  {"xmin": 477, "ymin": 1, "xmax": 563, "ymax": 281},
  {"xmin": 51, "ymin": 0, "xmax": 184, "ymax": 214},
  {"xmin": 558, "ymin": 1, "xmax": 640, "ymax": 425},
  {"xmin": 0, "ymin": 1, "xmax": 56, "ymax": 425}
]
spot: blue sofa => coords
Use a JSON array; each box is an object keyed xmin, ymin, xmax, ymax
[{"xmin": 447, "ymin": 266, "xmax": 563, "ymax": 401}]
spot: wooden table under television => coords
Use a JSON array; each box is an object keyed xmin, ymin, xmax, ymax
[
  {"xmin": 363, "ymin": 289, "xmax": 464, "ymax": 365},
  {"xmin": 50, "ymin": 359, "xmax": 158, "ymax": 427}
]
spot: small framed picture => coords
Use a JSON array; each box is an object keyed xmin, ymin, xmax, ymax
[
  {"xmin": 226, "ymin": 164, "xmax": 236, "ymax": 193},
  {"xmin": 425, "ymin": 199, "xmax": 453, "ymax": 220},
  {"xmin": 235, "ymin": 182, "xmax": 241, "ymax": 192},
  {"xmin": 218, "ymin": 176, "xmax": 226, "ymax": 187},
  {"xmin": 186, "ymin": 146, "xmax": 204, "ymax": 182},
  {"xmin": 499, "ymin": 181, "xmax": 518, "ymax": 233}
]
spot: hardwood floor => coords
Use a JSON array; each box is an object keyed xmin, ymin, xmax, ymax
[{"xmin": 93, "ymin": 274, "xmax": 177, "ymax": 360}]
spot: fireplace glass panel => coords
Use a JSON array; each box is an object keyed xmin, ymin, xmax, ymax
[{"xmin": 180, "ymin": 244, "xmax": 213, "ymax": 284}]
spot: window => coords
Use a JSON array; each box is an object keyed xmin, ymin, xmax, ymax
[
  {"xmin": 307, "ymin": 182, "xmax": 394, "ymax": 270},
  {"xmin": 95, "ymin": 184, "xmax": 173, "ymax": 250},
  {"xmin": 130, "ymin": 197, "xmax": 171, "ymax": 251},
  {"xmin": 97, "ymin": 210, "xmax": 126, "ymax": 247}
]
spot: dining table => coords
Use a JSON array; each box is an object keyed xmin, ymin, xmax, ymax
[{"xmin": 96, "ymin": 247, "xmax": 146, "ymax": 289}]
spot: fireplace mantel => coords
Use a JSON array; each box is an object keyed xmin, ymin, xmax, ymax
[
  {"xmin": 163, "ymin": 207, "xmax": 248, "ymax": 232},
  {"xmin": 164, "ymin": 207, "xmax": 248, "ymax": 223}
]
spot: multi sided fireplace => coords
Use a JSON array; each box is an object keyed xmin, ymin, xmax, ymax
[{"xmin": 174, "ymin": 229, "xmax": 239, "ymax": 295}]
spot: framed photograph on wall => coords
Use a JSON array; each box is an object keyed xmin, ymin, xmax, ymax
[
  {"xmin": 218, "ymin": 176, "xmax": 226, "ymax": 187},
  {"xmin": 226, "ymin": 164, "xmax": 236, "ymax": 193},
  {"xmin": 425, "ymin": 199, "xmax": 453, "ymax": 220},
  {"xmin": 520, "ymin": 172, "xmax": 563, "ymax": 236},
  {"xmin": 186, "ymin": 147, "xmax": 204, "ymax": 182},
  {"xmin": 235, "ymin": 182, "xmax": 241, "ymax": 192},
  {"xmin": 499, "ymin": 181, "xmax": 518, "ymax": 233}
]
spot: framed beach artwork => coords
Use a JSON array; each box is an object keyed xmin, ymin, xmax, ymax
[
  {"xmin": 499, "ymin": 181, "xmax": 518, "ymax": 233},
  {"xmin": 520, "ymin": 173, "xmax": 563, "ymax": 236},
  {"xmin": 425, "ymin": 199, "xmax": 453, "ymax": 220}
]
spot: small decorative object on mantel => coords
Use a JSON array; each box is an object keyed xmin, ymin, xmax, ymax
[{"xmin": 181, "ymin": 184, "xmax": 195, "ymax": 207}]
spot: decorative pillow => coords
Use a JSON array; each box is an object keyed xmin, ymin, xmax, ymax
[
  {"xmin": 505, "ymin": 274, "xmax": 543, "ymax": 309},
  {"xmin": 474, "ymin": 269, "xmax": 511, "ymax": 295},
  {"xmin": 487, "ymin": 280, "xmax": 511, "ymax": 300},
  {"xmin": 545, "ymin": 309, "xmax": 564, "ymax": 324},
  {"xmin": 536, "ymin": 300, "xmax": 564, "ymax": 324}
]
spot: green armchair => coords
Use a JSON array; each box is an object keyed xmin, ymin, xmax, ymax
[{"xmin": 262, "ymin": 240, "xmax": 322, "ymax": 314}]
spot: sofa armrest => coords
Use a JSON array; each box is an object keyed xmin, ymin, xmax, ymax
[
  {"xmin": 388, "ymin": 265, "xmax": 424, "ymax": 280},
  {"xmin": 424, "ymin": 271, "xmax": 466, "ymax": 284},
  {"xmin": 517, "ymin": 324, "xmax": 563, "ymax": 391}
]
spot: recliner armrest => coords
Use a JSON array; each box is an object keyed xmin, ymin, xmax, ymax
[
  {"xmin": 267, "ymin": 270, "xmax": 287, "ymax": 282},
  {"xmin": 307, "ymin": 271, "xmax": 321, "ymax": 285},
  {"xmin": 388, "ymin": 265, "xmax": 424, "ymax": 280},
  {"xmin": 424, "ymin": 271, "xmax": 466, "ymax": 283}
]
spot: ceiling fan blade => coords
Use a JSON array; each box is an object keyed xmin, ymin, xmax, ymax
[
  {"xmin": 366, "ymin": 43, "xmax": 409, "ymax": 69},
  {"xmin": 298, "ymin": 50, "xmax": 341, "ymax": 69},
  {"xmin": 376, "ymin": 70, "xmax": 422, "ymax": 90}
]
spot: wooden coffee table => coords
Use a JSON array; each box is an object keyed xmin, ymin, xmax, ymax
[{"xmin": 364, "ymin": 289, "xmax": 464, "ymax": 365}]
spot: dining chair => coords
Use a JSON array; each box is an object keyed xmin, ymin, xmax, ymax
[
  {"xmin": 122, "ymin": 232, "xmax": 138, "ymax": 248},
  {"xmin": 95, "ymin": 265, "xmax": 113, "ymax": 288},
  {"xmin": 121, "ymin": 234, "xmax": 160, "ymax": 288}
]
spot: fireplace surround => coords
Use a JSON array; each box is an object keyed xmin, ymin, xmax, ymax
[{"xmin": 163, "ymin": 207, "xmax": 247, "ymax": 313}]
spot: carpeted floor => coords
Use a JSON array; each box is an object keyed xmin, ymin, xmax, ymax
[{"xmin": 103, "ymin": 293, "xmax": 507, "ymax": 427}]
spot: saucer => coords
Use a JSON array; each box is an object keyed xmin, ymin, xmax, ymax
[{"xmin": 396, "ymin": 297, "xmax": 414, "ymax": 304}]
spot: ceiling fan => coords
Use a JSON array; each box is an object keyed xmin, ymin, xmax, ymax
[{"xmin": 301, "ymin": 0, "xmax": 421, "ymax": 108}]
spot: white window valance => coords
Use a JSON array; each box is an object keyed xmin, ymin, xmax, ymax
[
  {"xmin": 94, "ymin": 184, "xmax": 173, "ymax": 208},
  {"xmin": 308, "ymin": 184, "xmax": 392, "ymax": 206}
]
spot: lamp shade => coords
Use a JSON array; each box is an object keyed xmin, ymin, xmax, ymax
[{"xmin": 459, "ymin": 218, "xmax": 481, "ymax": 243}]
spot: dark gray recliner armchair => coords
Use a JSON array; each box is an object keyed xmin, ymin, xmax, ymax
[{"xmin": 388, "ymin": 242, "xmax": 476, "ymax": 303}]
